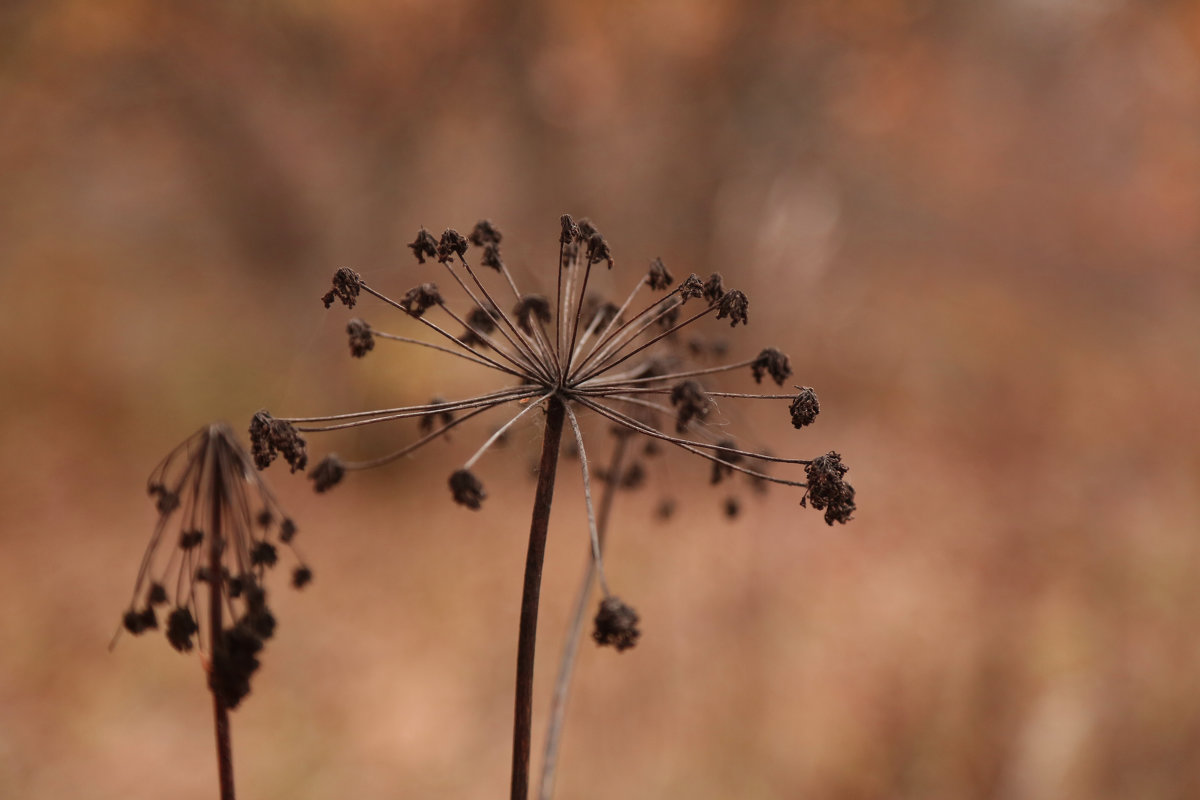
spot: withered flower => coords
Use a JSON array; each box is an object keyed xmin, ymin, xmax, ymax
[
  {"xmin": 717, "ymin": 289, "xmax": 749, "ymax": 327},
  {"xmin": 802, "ymin": 451, "xmax": 857, "ymax": 525},
  {"xmin": 789, "ymin": 387, "xmax": 820, "ymax": 428},
  {"xmin": 249, "ymin": 411, "xmax": 308, "ymax": 472},
  {"xmin": 647, "ymin": 257, "xmax": 673, "ymax": 291},
  {"xmin": 117, "ymin": 423, "xmax": 313, "ymax": 711},
  {"xmin": 751, "ymin": 347, "xmax": 792, "ymax": 386},
  {"xmin": 449, "ymin": 468, "xmax": 486, "ymax": 510},
  {"xmin": 593, "ymin": 596, "xmax": 640, "ymax": 651},
  {"xmin": 408, "ymin": 228, "xmax": 439, "ymax": 264},
  {"xmin": 321, "ymin": 267, "xmax": 362, "ymax": 309},
  {"xmin": 670, "ymin": 380, "xmax": 711, "ymax": 433},
  {"xmin": 347, "ymin": 318, "xmax": 375, "ymax": 358},
  {"xmin": 309, "ymin": 454, "xmax": 345, "ymax": 493},
  {"xmin": 437, "ymin": 228, "xmax": 469, "ymax": 263},
  {"xmin": 702, "ymin": 272, "xmax": 725, "ymax": 303},
  {"xmin": 400, "ymin": 283, "xmax": 443, "ymax": 317}
]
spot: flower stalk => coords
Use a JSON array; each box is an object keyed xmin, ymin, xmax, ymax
[{"xmin": 512, "ymin": 395, "xmax": 567, "ymax": 800}]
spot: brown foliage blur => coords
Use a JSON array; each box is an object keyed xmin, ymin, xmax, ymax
[{"xmin": 2, "ymin": 1, "xmax": 1198, "ymax": 798}]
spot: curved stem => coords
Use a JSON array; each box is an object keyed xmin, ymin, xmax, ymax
[
  {"xmin": 512, "ymin": 395, "xmax": 567, "ymax": 800},
  {"xmin": 538, "ymin": 433, "xmax": 627, "ymax": 800}
]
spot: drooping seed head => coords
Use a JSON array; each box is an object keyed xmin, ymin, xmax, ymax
[
  {"xmin": 249, "ymin": 411, "xmax": 309, "ymax": 472},
  {"xmin": 716, "ymin": 289, "xmax": 749, "ymax": 327},
  {"xmin": 308, "ymin": 454, "xmax": 345, "ymax": 493},
  {"xmin": 400, "ymin": 283, "xmax": 443, "ymax": 317},
  {"xmin": 513, "ymin": 294, "xmax": 552, "ymax": 334},
  {"xmin": 802, "ymin": 451, "xmax": 856, "ymax": 525},
  {"xmin": 751, "ymin": 348, "xmax": 793, "ymax": 386},
  {"xmin": 647, "ymin": 257, "xmax": 673, "ymax": 290},
  {"xmin": 670, "ymin": 379, "xmax": 711, "ymax": 433},
  {"xmin": 449, "ymin": 468, "xmax": 486, "ymax": 510},
  {"xmin": 593, "ymin": 596, "xmax": 640, "ymax": 651},
  {"xmin": 469, "ymin": 219, "xmax": 503, "ymax": 246},
  {"xmin": 321, "ymin": 267, "xmax": 363, "ymax": 309},
  {"xmin": 347, "ymin": 319, "xmax": 375, "ymax": 358},
  {"xmin": 789, "ymin": 387, "xmax": 820, "ymax": 429},
  {"xmin": 709, "ymin": 439, "xmax": 742, "ymax": 485},
  {"xmin": 702, "ymin": 273, "xmax": 725, "ymax": 303},
  {"xmin": 480, "ymin": 243, "xmax": 504, "ymax": 271}
]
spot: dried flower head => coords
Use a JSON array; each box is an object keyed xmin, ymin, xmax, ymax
[
  {"xmin": 593, "ymin": 596, "xmax": 640, "ymax": 651},
  {"xmin": 346, "ymin": 319, "xmax": 375, "ymax": 358},
  {"xmin": 249, "ymin": 411, "xmax": 308, "ymax": 472},
  {"xmin": 802, "ymin": 451, "xmax": 857, "ymax": 525},
  {"xmin": 257, "ymin": 215, "xmax": 854, "ymax": 664},
  {"xmin": 751, "ymin": 348, "xmax": 793, "ymax": 386},
  {"xmin": 646, "ymin": 257, "xmax": 673, "ymax": 291},
  {"xmin": 789, "ymin": 386, "xmax": 820, "ymax": 429},
  {"xmin": 116, "ymin": 423, "xmax": 312, "ymax": 710},
  {"xmin": 321, "ymin": 267, "xmax": 362, "ymax": 309}
]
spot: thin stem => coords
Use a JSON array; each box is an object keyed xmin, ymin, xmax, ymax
[
  {"xmin": 577, "ymin": 357, "xmax": 757, "ymax": 389},
  {"xmin": 573, "ymin": 302, "xmax": 717, "ymax": 384},
  {"xmin": 373, "ymin": 331, "xmax": 522, "ymax": 375},
  {"xmin": 512, "ymin": 395, "xmax": 567, "ymax": 800},
  {"xmin": 463, "ymin": 393, "xmax": 553, "ymax": 470},
  {"xmin": 360, "ymin": 283, "xmax": 534, "ymax": 378},
  {"xmin": 569, "ymin": 285, "xmax": 684, "ymax": 380},
  {"xmin": 538, "ymin": 433, "xmax": 628, "ymax": 800},
  {"xmin": 578, "ymin": 387, "xmax": 794, "ymax": 400},
  {"xmin": 208, "ymin": 438, "xmax": 236, "ymax": 800},
  {"xmin": 340, "ymin": 403, "xmax": 497, "ymax": 471},
  {"xmin": 563, "ymin": 404, "xmax": 611, "ymax": 596},
  {"xmin": 576, "ymin": 397, "xmax": 810, "ymax": 485},
  {"xmin": 453, "ymin": 257, "xmax": 552, "ymax": 381},
  {"xmin": 289, "ymin": 388, "xmax": 540, "ymax": 431}
]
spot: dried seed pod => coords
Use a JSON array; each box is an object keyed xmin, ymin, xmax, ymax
[
  {"xmin": 789, "ymin": 387, "xmax": 820, "ymax": 429},
  {"xmin": 593, "ymin": 596, "xmax": 640, "ymax": 651},
  {"xmin": 449, "ymin": 468, "xmax": 486, "ymax": 510},
  {"xmin": 321, "ymin": 267, "xmax": 362, "ymax": 309}
]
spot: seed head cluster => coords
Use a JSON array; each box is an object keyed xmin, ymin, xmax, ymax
[
  {"xmin": 117, "ymin": 423, "xmax": 312, "ymax": 709},
  {"xmin": 253, "ymin": 215, "xmax": 855, "ymax": 649}
]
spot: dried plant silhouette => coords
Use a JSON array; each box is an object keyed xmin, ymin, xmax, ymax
[
  {"xmin": 250, "ymin": 216, "xmax": 854, "ymax": 799},
  {"xmin": 114, "ymin": 423, "xmax": 312, "ymax": 800}
]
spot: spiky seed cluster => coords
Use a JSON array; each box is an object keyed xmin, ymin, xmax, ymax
[
  {"xmin": 257, "ymin": 215, "xmax": 854, "ymax": 647},
  {"xmin": 118, "ymin": 423, "xmax": 313, "ymax": 709}
]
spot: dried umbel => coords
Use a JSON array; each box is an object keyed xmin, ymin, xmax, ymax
[
  {"xmin": 117, "ymin": 423, "xmax": 313, "ymax": 709},
  {"xmin": 256, "ymin": 215, "xmax": 855, "ymax": 798}
]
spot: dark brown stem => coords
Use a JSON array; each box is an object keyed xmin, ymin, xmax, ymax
[
  {"xmin": 209, "ymin": 447, "xmax": 236, "ymax": 800},
  {"xmin": 512, "ymin": 395, "xmax": 567, "ymax": 800}
]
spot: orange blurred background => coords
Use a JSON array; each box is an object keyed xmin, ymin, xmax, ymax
[{"xmin": 3, "ymin": 1, "xmax": 1199, "ymax": 797}]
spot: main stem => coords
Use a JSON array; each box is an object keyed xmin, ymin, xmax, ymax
[
  {"xmin": 512, "ymin": 394, "xmax": 567, "ymax": 800},
  {"xmin": 209, "ymin": 450, "xmax": 236, "ymax": 800}
]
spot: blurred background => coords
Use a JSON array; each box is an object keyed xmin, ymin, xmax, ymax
[{"xmin": 2, "ymin": 0, "xmax": 1199, "ymax": 797}]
